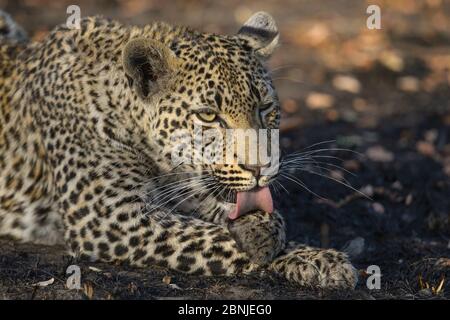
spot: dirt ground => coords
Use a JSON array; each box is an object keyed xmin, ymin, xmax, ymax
[{"xmin": 0, "ymin": 0, "xmax": 449, "ymax": 300}]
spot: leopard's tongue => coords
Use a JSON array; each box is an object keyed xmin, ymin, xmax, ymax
[{"xmin": 228, "ymin": 186, "xmax": 273, "ymax": 220}]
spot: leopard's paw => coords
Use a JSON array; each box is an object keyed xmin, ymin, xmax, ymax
[
  {"xmin": 269, "ymin": 245, "xmax": 358, "ymax": 289},
  {"xmin": 227, "ymin": 210, "xmax": 286, "ymax": 265}
]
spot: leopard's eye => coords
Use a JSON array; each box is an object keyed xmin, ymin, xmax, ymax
[
  {"xmin": 259, "ymin": 102, "xmax": 273, "ymax": 111},
  {"xmin": 196, "ymin": 112, "xmax": 217, "ymax": 123}
]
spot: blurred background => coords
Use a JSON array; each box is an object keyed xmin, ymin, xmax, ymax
[{"xmin": 0, "ymin": 0, "xmax": 449, "ymax": 299}]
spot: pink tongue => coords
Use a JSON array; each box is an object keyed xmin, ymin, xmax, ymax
[{"xmin": 228, "ymin": 186, "xmax": 274, "ymax": 220}]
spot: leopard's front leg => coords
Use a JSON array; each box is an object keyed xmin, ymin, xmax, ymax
[
  {"xmin": 227, "ymin": 210, "xmax": 286, "ymax": 265},
  {"xmin": 65, "ymin": 202, "xmax": 261, "ymax": 276},
  {"xmin": 268, "ymin": 244, "xmax": 358, "ymax": 289},
  {"xmin": 228, "ymin": 211, "xmax": 358, "ymax": 289}
]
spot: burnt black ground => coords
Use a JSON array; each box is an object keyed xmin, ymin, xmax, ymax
[{"xmin": 0, "ymin": 0, "xmax": 449, "ymax": 299}]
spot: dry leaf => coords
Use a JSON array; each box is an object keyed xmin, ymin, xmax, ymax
[
  {"xmin": 366, "ymin": 146, "xmax": 394, "ymax": 162},
  {"xmin": 332, "ymin": 75, "xmax": 361, "ymax": 93},
  {"xmin": 343, "ymin": 159, "xmax": 360, "ymax": 171},
  {"xmin": 281, "ymin": 98, "xmax": 299, "ymax": 113},
  {"xmin": 88, "ymin": 266, "xmax": 102, "ymax": 272},
  {"xmin": 83, "ymin": 282, "xmax": 94, "ymax": 299},
  {"xmin": 306, "ymin": 92, "xmax": 334, "ymax": 109},
  {"xmin": 372, "ymin": 202, "xmax": 385, "ymax": 214},
  {"xmin": 325, "ymin": 109, "xmax": 339, "ymax": 122},
  {"xmin": 32, "ymin": 278, "xmax": 54, "ymax": 287},
  {"xmin": 352, "ymin": 98, "xmax": 369, "ymax": 111},
  {"xmin": 360, "ymin": 185, "xmax": 374, "ymax": 197},
  {"xmin": 416, "ymin": 141, "xmax": 435, "ymax": 157},
  {"xmin": 397, "ymin": 76, "xmax": 420, "ymax": 92},
  {"xmin": 169, "ymin": 283, "xmax": 183, "ymax": 290},
  {"xmin": 405, "ymin": 194, "xmax": 413, "ymax": 206},
  {"xmin": 329, "ymin": 170, "xmax": 344, "ymax": 181},
  {"xmin": 379, "ymin": 51, "xmax": 404, "ymax": 72}
]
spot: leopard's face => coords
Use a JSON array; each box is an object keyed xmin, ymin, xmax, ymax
[
  {"xmin": 123, "ymin": 12, "xmax": 280, "ymax": 198},
  {"xmin": 158, "ymin": 36, "xmax": 280, "ymax": 193}
]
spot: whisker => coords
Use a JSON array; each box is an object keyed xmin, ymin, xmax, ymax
[
  {"xmin": 147, "ymin": 178, "xmax": 213, "ymax": 209},
  {"xmin": 272, "ymin": 77, "xmax": 305, "ymax": 84},
  {"xmin": 288, "ymin": 147, "xmax": 363, "ymax": 158},
  {"xmin": 269, "ymin": 63, "xmax": 303, "ymax": 74},
  {"xmin": 285, "ymin": 163, "xmax": 355, "ymax": 192},
  {"xmin": 289, "ymin": 168, "xmax": 371, "ymax": 200},
  {"xmin": 282, "ymin": 159, "xmax": 357, "ymax": 177},
  {"xmin": 300, "ymin": 140, "xmax": 336, "ymax": 151},
  {"xmin": 274, "ymin": 180, "xmax": 290, "ymax": 195},
  {"xmin": 146, "ymin": 180, "xmax": 216, "ymax": 215},
  {"xmin": 280, "ymin": 173, "xmax": 327, "ymax": 201},
  {"xmin": 163, "ymin": 182, "xmax": 218, "ymax": 217},
  {"xmin": 140, "ymin": 174, "xmax": 209, "ymax": 197}
]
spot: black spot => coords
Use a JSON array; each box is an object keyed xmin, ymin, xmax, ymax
[
  {"xmin": 192, "ymin": 267, "xmax": 206, "ymax": 275},
  {"xmin": 177, "ymin": 255, "xmax": 196, "ymax": 272},
  {"xmin": 117, "ymin": 212, "xmax": 129, "ymax": 222},
  {"xmin": 212, "ymin": 235, "xmax": 229, "ymax": 242},
  {"xmin": 159, "ymin": 130, "xmax": 168, "ymax": 138},
  {"xmin": 94, "ymin": 186, "xmax": 104, "ymax": 194},
  {"xmin": 114, "ymin": 244, "xmax": 128, "ymax": 256},
  {"xmin": 182, "ymin": 240, "xmax": 205, "ymax": 253},
  {"xmin": 207, "ymin": 260, "xmax": 226, "ymax": 275},
  {"xmin": 98, "ymin": 242, "xmax": 109, "ymax": 252},
  {"xmin": 142, "ymin": 256, "xmax": 156, "ymax": 265},
  {"xmin": 210, "ymin": 245, "xmax": 233, "ymax": 258},
  {"xmin": 214, "ymin": 92, "xmax": 222, "ymax": 109},
  {"xmin": 155, "ymin": 231, "xmax": 170, "ymax": 243},
  {"xmin": 69, "ymin": 191, "xmax": 80, "ymax": 204},
  {"xmin": 129, "ymin": 236, "xmax": 140, "ymax": 247},
  {"xmin": 179, "ymin": 234, "xmax": 191, "ymax": 242},
  {"xmin": 106, "ymin": 231, "xmax": 120, "ymax": 243},
  {"xmin": 232, "ymin": 258, "xmax": 249, "ymax": 272},
  {"xmin": 133, "ymin": 249, "xmax": 146, "ymax": 261},
  {"xmin": 92, "ymin": 230, "xmax": 102, "ymax": 238},
  {"xmin": 154, "ymin": 244, "xmax": 175, "ymax": 257},
  {"xmin": 74, "ymin": 206, "xmax": 89, "ymax": 219},
  {"xmin": 83, "ymin": 241, "xmax": 94, "ymax": 251},
  {"xmin": 315, "ymin": 259, "xmax": 322, "ymax": 270}
]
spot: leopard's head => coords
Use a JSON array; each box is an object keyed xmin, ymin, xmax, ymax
[{"xmin": 123, "ymin": 12, "xmax": 281, "ymax": 219}]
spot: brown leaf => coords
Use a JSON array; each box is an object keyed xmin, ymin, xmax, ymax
[
  {"xmin": 332, "ymin": 75, "xmax": 361, "ymax": 94},
  {"xmin": 281, "ymin": 98, "xmax": 299, "ymax": 113},
  {"xmin": 416, "ymin": 141, "xmax": 435, "ymax": 157},
  {"xmin": 162, "ymin": 275, "xmax": 172, "ymax": 285},
  {"xmin": 372, "ymin": 202, "xmax": 385, "ymax": 215},
  {"xmin": 306, "ymin": 92, "xmax": 334, "ymax": 109},
  {"xmin": 366, "ymin": 146, "xmax": 394, "ymax": 162}
]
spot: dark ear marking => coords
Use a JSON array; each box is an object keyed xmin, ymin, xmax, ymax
[
  {"xmin": 122, "ymin": 38, "xmax": 178, "ymax": 99},
  {"xmin": 238, "ymin": 26, "xmax": 277, "ymax": 42},
  {"xmin": 126, "ymin": 74, "xmax": 134, "ymax": 88},
  {"xmin": 237, "ymin": 11, "xmax": 279, "ymax": 59}
]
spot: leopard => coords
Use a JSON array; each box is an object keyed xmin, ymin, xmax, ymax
[{"xmin": 0, "ymin": 10, "xmax": 357, "ymax": 289}]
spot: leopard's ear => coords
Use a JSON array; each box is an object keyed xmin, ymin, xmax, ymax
[
  {"xmin": 122, "ymin": 38, "xmax": 178, "ymax": 99},
  {"xmin": 237, "ymin": 11, "xmax": 279, "ymax": 59}
]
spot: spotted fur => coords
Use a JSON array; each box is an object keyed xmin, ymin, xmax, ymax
[{"xmin": 0, "ymin": 11, "xmax": 357, "ymax": 289}]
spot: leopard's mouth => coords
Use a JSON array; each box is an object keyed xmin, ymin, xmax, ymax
[{"xmin": 218, "ymin": 186, "xmax": 274, "ymax": 220}]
